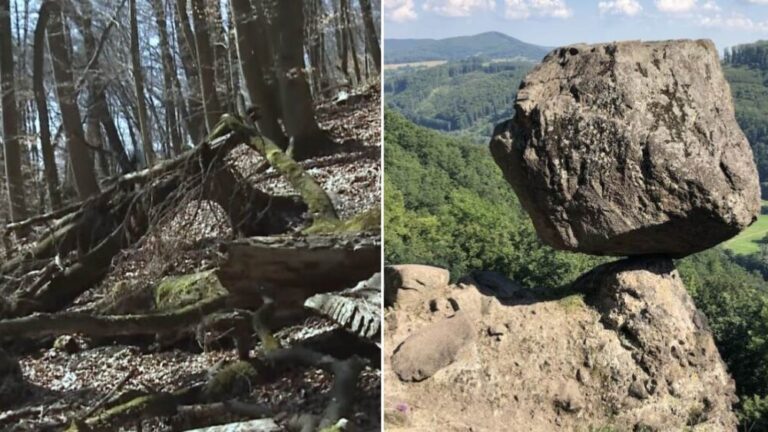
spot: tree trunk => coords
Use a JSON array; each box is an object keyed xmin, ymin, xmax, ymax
[
  {"xmin": 333, "ymin": 0, "xmax": 350, "ymax": 84},
  {"xmin": 46, "ymin": 1, "xmax": 100, "ymax": 199},
  {"xmin": 229, "ymin": 0, "xmax": 287, "ymax": 148},
  {"xmin": 358, "ymin": 0, "xmax": 380, "ymax": 72},
  {"xmin": 151, "ymin": 0, "xmax": 183, "ymax": 156},
  {"xmin": 341, "ymin": 0, "xmax": 361, "ymax": 84},
  {"xmin": 210, "ymin": 2, "xmax": 233, "ymax": 113},
  {"xmin": 77, "ymin": 0, "xmax": 133, "ymax": 173},
  {"xmin": 0, "ymin": 0, "xmax": 27, "ymax": 222},
  {"xmin": 187, "ymin": 0, "xmax": 223, "ymax": 133},
  {"xmin": 252, "ymin": 0, "xmax": 283, "ymax": 125},
  {"xmin": 172, "ymin": 0, "xmax": 205, "ymax": 145},
  {"xmin": 129, "ymin": 0, "xmax": 156, "ymax": 167},
  {"xmin": 271, "ymin": 0, "xmax": 335, "ymax": 160}
]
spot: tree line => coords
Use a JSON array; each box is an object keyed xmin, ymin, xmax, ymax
[{"xmin": 0, "ymin": 0, "xmax": 381, "ymax": 226}]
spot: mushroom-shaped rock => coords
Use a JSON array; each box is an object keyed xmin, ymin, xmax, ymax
[{"xmin": 490, "ymin": 39, "xmax": 760, "ymax": 257}]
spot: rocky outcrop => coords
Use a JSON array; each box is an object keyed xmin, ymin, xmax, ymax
[
  {"xmin": 490, "ymin": 40, "xmax": 760, "ymax": 257},
  {"xmin": 384, "ymin": 265, "xmax": 450, "ymax": 306},
  {"xmin": 383, "ymin": 261, "xmax": 738, "ymax": 431}
]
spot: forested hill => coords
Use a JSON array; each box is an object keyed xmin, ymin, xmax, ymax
[
  {"xmin": 384, "ymin": 31, "xmax": 548, "ymax": 64},
  {"xmin": 384, "ymin": 109, "xmax": 600, "ymax": 286},
  {"xmin": 723, "ymin": 42, "xmax": 768, "ymax": 196},
  {"xmin": 384, "ymin": 57, "xmax": 532, "ymax": 137}
]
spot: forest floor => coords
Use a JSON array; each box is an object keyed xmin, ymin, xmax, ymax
[{"xmin": 0, "ymin": 84, "xmax": 382, "ymax": 432}]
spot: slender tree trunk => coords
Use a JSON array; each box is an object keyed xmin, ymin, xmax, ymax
[
  {"xmin": 151, "ymin": 0, "xmax": 183, "ymax": 155},
  {"xmin": 305, "ymin": 0, "xmax": 324, "ymax": 96},
  {"xmin": 271, "ymin": 0, "xmax": 335, "ymax": 160},
  {"xmin": 77, "ymin": 0, "xmax": 133, "ymax": 173},
  {"xmin": 341, "ymin": 0, "xmax": 361, "ymax": 84},
  {"xmin": 172, "ymin": 0, "xmax": 205, "ymax": 145},
  {"xmin": 229, "ymin": 0, "xmax": 287, "ymax": 148},
  {"xmin": 0, "ymin": 0, "xmax": 28, "ymax": 222},
  {"xmin": 46, "ymin": 0, "xmax": 100, "ymax": 199},
  {"xmin": 211, "ymin": 2, "xmax": 233, "ymax": 113},
  {"xmin": 358, "ymin": 0, "xmax": 380, "ymax": 72},
  {"xmin": 32, "ymin": 18, "xmax": 62, "ymax": 214},
  {"xmin": 187, "ymin": 0, "xmax": 223, "ymax": 133},
  {"xmin": 333, "ymin": 0, "xmax": 350, "ymax": 84},
  {"xmin": 129, "ymin": 0, "xmax": 156, "ymax": 166}
]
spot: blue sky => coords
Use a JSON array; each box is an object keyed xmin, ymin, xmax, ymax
[{"xmin": 383, "ymin": 0, "xmax": 768, "ymax": 53}]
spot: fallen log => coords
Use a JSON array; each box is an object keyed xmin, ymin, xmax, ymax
[
  {"xmin": 0, "ymin": 294, "xmax": 229, "ymax": 338},
  {"xmin": 216, "ymin": 231, "xmax": 381, "ymax": 313}
]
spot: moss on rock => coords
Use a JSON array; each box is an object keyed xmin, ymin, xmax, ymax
[{"xmin": 154, "ymin": 270, "xmax": 228, "ymax": 312}]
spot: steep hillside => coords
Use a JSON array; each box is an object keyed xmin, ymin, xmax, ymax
[
  {"xmin": 384, "ymin": 31, "xmax": 548, "ymax": 64},
  {"xmin": 384, "ymin": 110, "xmax": 600, "ymax": 287}
]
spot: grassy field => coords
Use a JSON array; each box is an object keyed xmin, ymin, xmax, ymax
[
  {"xmin": 723, "ymin": 201, "xmax": 768, "ymax": 255},
  {"xmin": 383, "ymin": 60, "xmax": 447, "ymax": 70}
]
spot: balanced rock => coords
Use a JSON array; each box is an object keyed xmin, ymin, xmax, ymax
[{"xmin": 490, "ymin": 39, "xmax": 760, "ymax": 257}]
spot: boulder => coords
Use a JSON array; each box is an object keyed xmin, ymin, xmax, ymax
[
  {"xmin": 384, "ymin": 264, "xmax": 450, "ymax": 306},
  {"xmin": 490, "ymin": 39, "xmax": 760, "ymax": 257},
  {"xmin": 391, "ymin": 311, "xmax": 474, "ymax": 382}
]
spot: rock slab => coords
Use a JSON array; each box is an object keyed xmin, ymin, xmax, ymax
[{"xmin": 490, "ymin": 39, "xmax": 760, "ymax": 257}]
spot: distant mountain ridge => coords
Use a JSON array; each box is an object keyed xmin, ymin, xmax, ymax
[{"xmin": 384, "ymin": 31, "xmax": 549, "ymax": 64}]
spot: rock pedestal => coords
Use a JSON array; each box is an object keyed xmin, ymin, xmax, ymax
[
  {"xmin": 490, "ymin": 40, "xmax": 760, "ymax": 257},
  {"xmin": 383, "ymin": 260, "xmax": 738, "ymax": 431}
]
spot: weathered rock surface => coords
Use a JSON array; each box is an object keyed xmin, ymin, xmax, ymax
[
  {"xmin": 384, "ymin": 259, "xmax": 737, "ymax": 431},
  {"xmin": 391, "ymin": 311, "xmax": 474, "ymax": 381},
  {"xmin": 384, "ymin": 265, "xmax": 450, "ymax": 306},
  {"xmin": 490, "ymin": 39, "xmax": 760, "ymax": 257}
]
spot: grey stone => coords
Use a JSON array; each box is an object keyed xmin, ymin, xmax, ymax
[{"xmin": 490, "ymin": 40, "xmax": 760, "ymax": 257}]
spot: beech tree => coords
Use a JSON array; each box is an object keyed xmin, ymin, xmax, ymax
[
  {"xmin": 2, "ymin": 0, "xmax": 378, "ymax": 212},
  {"xmin": 0, "ymin": 0, "xmax": 28, "ymax": 222}
]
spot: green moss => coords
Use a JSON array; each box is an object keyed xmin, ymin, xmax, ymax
[
  {"xmin": 154, "ymin": 270, "xmax": 227, "ymax": 311},
  {"xmin": 203, "ymin": 360, "xmax": 259, "ymax": 401},
  {"xmin": 304, "ymin": 207, "xmax": 381, "ymax": 234},
  {"xmin": 558, "ymin": 293, "xmax": 586, "ymax": 313}
]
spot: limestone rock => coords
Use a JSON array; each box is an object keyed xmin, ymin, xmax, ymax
[
  {"xmin": 490, "ymin": 39, "xmax": 760, "ymax": 257},
  {"xmin": 391, "ymin": 311, "xmax": 474, "ymax": 382}
]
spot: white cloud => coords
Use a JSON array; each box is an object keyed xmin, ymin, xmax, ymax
[
  {"xmin": 699, "ymin": 13, "xmax": 768, "ymax": 31},
  {"xmin": 504, "ymin": 0, "xmax": 573, "ymax": 19},
  {"xmin": 746, "ymin": 0, "xmax": 768, "ymax": 4},
  {"xmin": 700, "ymin": 0, "xmax": 720, "ymax": 11},
  {"xmin": 655, "ymin": 0, "xmax": 697, "ymax": 13},
  {"xmin": 598, "ymin": 0, "xmax": 642, "ymax": 16},
  {"xmin": 423, "ymin": 0, "xmax": 496, "ymax": 17},
  {"xmin": 384, "ymin": 0, "xmax": 418, "ymax": 21}
]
